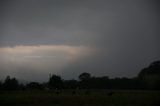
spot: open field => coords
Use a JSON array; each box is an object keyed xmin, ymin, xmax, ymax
[{"xmin": 0, "ymin": 90, "xmax": 160, "ymax": 106}]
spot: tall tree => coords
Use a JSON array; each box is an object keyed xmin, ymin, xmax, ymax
[
  {"xmin": 3, "ymin": 76, "xmax": 19, "ymax": 90},
  {"xmin": 138, "ymin": 60, "xmax": 160, "ymax": 90},
  {"xmin": 27, "ymin": 82, "xmax": 43, "ymax": 90},
  {"xmin": 48, "ymin": 74, "xmax": 63, "ymax": 89},
  {"xmin": 79, "ymin": 72, "xmax": 91, "ymax": 81},
  {"xmin": 0, "ymin": 81, "xmax": 2, "ymax": 90},
  {"xmin": 78, "ymin": 72, "xmax": 92, "ymax": 89}
]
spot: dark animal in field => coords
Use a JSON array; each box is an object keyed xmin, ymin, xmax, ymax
[
  {"xmin": 108, "ymin": 91, "xmax": 114, "ymax": 96},
  {"xmin": 72, "ymin": 91, "xmax": 76, "ymax": 95}
]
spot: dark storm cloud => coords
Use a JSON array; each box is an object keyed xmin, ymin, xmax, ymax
[
  {"xmin": 0, "ymin": 0, "xmax": 159, "ymax": 81},
  {"xmin": 0, "ymin": 0, "xmax": 159, "ymax": 46}
]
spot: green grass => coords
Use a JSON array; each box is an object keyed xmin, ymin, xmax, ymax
[{"xmin": 0, "ymin": 90, "xmax": 160, "ymax": 106}]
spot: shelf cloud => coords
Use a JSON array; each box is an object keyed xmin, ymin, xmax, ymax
[{"xmin": 0, "ymin": 45, "xmax": 97, "ymax": 81}]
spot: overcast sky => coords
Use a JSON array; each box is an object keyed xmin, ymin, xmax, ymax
[{"xmin": 0, "ymin": 0, "xmax": 159, "ymax": 82}]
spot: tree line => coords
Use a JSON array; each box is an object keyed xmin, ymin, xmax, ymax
[{"xmin": 0, "ymin": 60, "xmax": 160, "ymax": 90}]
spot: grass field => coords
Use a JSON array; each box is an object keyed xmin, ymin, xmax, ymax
[{"xmin": 0, "ymin": 90, "xmax": 160, "ymax": 106}]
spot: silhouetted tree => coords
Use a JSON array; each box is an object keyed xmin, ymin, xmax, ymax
[
  {"xmin": 81, "ymin": 76, "xmax": 110, "ymax": 89},
  {"xmin": 19, "ymin": 83, "xmax": 26, "ymax": 90},
  {"xmin": 91, "ymin": 76, "xmax": 109, "ymax": 89},
  {"xmin": 27, "ymin": 82, "xmax": 43, "ymax": 90},
  {"xmin": 0, "ymin": 81, "xmax": 2, "ymax": 90},
  {"xmin": 138, "ymin": 60, "xmax": 160, "ymax": 90},
  {"xmin": 3, "ymin": 76, "xmax": 19, "ymax": 90},
  {"xmin": 78, "ymin": 72, "xmax": 92, "ymax": 89},
  {"xmin": 79, "ymin": 72, "xmax": 91, "ymax": 81},
  {"xmin": 138, "ymin": 61, "xmax": 160, "ymax": 77},
  {"xmin": 63, "ymin": 79, "xmax": 78, "ymax": 89},
  {"xmin": 48, "ymin": 74, "xmax": 63, "ymax": 89}
]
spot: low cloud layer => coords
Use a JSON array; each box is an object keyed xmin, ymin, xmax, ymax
[{"xmin": 0, "ymin": 45, "xmax": 97, "ymax": 82}]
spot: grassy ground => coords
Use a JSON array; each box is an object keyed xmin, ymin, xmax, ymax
[{"xmin": 0, "ymin": 90, "xmax": 160, "ymax": 106}]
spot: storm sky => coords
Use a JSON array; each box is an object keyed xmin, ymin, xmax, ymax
[{"xmin": 0, "ymin": 0, "xmax": 159, "ymax": 82}]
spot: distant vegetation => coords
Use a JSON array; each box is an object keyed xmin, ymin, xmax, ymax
[{"xmin": 0, "ymin": 60, "xmax": 160, "ymax": 91}]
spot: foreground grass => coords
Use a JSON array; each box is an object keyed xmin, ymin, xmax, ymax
[{"xmin": 0, "ymin": 90, "xmax": 160, "ymax": 106}]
